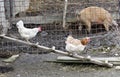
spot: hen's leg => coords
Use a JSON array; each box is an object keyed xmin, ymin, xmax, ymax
[
  {"xmin": 84, "ymin": 20, "xmax": 91, "ymax": 33},
  {"xmin": 66, "ymin": 51, "xmax": 72, "ymax": 56},
  {"xmin": 67, "ymin": 51, "xmax": 78, "ymax": 56}
]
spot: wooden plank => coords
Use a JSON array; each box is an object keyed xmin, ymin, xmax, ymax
[
  {"xmin": 45, "ymin": 56, "xmax": 120, "ymax": 66},
  {"xmin": 45, "ymin": 60, "xmax": 120, "ymax": 66},
  {"xmin": 0, "ymin": 0, "xmax": 10, "ymax": 35},
  {"xmin": 9, "ymin": 0, "xmax": 13, "ymax": 18},
  {"xmin": 62, "ymin": 0, "xmax": 68, "ymax": 28},
  {"xmin": 12, "ymin": 14, "xmax": 77, "ymax": 24},
  {"xmin": 45, "ymin": 60, "xmax": 91, "ymax": 64},
  {"xmin": 4, "ymin": 0, "xmax": 10, "ymax": 19},
  {"xmin": 57, "ymin": 56, "xmax": 120, "ymax": 62},
  {"xmin": 12, "ymin": 12, "xmax": 119, "ymax": 25}
]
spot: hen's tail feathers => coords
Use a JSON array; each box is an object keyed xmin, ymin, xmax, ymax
[{"xmin": 65, "ymin": 35, "xmax": 73, "ymax": 44}]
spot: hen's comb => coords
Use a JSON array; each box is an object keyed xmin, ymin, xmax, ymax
[{"xmin": 38, "ymin": 26, "xmax": 42, "ymax": 31}]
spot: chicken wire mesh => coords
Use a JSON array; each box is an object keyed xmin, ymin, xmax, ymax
[{"xmin": 0, "ymin": 0, "xmax": 120, "ymax": 57}]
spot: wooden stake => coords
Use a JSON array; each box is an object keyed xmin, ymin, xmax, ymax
[{"xmin": 63, "ymin": 0, "xmax": 68, "ymax": 29}]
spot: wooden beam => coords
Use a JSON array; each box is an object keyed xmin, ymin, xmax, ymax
[
  {"xmin": 57, "ymin": 56, "xmax": 120, "ymax": 62},
  {"xmin": 55, "ymin": 56, "xmax": 120, "ymax": 66},
  {"xmin": 12, "ymin": 14, "xmax": 77, "ymax": 24},
  {"xmin": 11, "ymin": 13, "xmax": 119, "ymax": 25},
  {"xmin": 62, "ymin": 0, "xmax": 68, "ymax": 28},
  {"xmin": 46, "ymin": 60, "xmax": 120, "ymax": 66},
  {"xmin": 0, "ymin": 0, "xmax": 10, "ymax": 35}
]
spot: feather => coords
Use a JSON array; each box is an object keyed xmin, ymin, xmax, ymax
[{"xmin": 65, "ymin": 35, "xmax": 90, "ymax": 53}]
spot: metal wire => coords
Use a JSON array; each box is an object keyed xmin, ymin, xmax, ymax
[{"xmin": 0, "ymin": 0, "xmax": 119, "ymax": 53}]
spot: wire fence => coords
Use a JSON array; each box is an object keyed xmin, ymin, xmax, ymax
[{"xmin": 0, "ymin": 0, "xmax": 120, "ymax": 56}]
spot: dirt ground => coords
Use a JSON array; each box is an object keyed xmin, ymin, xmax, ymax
[{"xmin": 0, "ymin": 53, "xmax": 119, "ymax": 77}]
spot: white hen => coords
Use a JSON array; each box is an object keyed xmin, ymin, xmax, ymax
[{"xmin": 16, "ymin": 20, "xmax": 41, "ymax": 42}]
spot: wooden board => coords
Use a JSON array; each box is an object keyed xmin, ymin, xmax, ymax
[
  {"xmin": 11, "ymin": 12, "xmax": 119, "ymax": 25},
  {"xmin": 50, "ymin": 56, "xmax": 120, "ymax": 66},
  {"xmin": 57, "ymin": 56, "xmax": 120, "ymax": 62},
  {"xmin": 12, "ymin": 14, "xmax": 77, "ymax": 24},
  {"xmin": 46, "ymin": 60, "xmax": 120, "ymax": 66}
]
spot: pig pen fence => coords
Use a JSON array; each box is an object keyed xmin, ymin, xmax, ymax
[{"xmin": 0, "ymin": 0, "xmax": 120, "ymax": 57}]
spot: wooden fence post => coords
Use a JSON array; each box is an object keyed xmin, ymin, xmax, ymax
[{"xmin": 0, "ymin": 0, "xmax": 10, "ymax": 35}]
